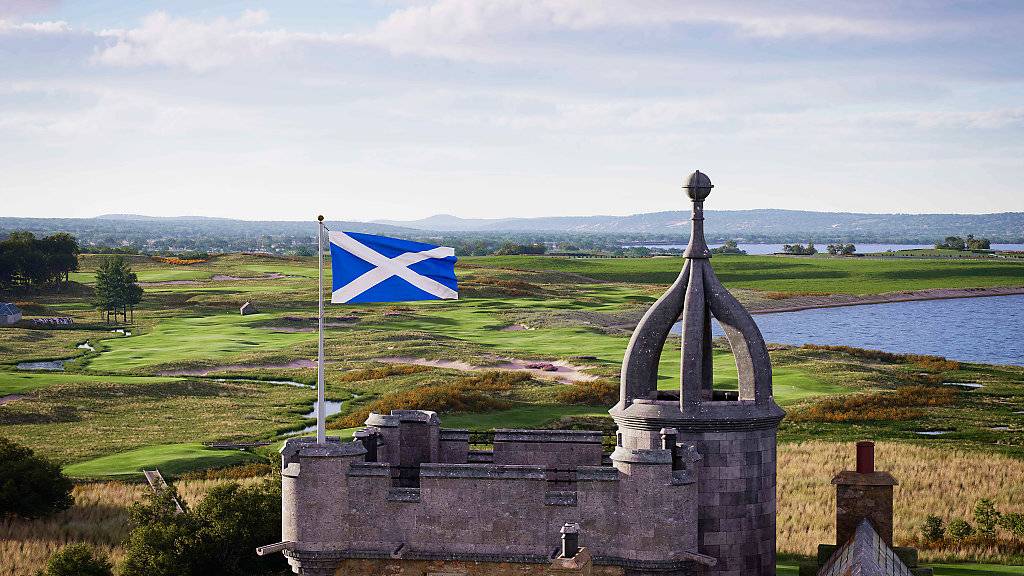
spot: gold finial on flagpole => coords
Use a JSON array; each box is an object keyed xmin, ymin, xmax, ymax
[{"xmin": 318, "ymin": 215, "xmax": 324, "ymax": 222}]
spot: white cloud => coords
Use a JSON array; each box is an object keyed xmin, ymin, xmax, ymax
[
  {"xmin": 93, "ymin": 10, "xmax": 313, "ymax": 72},
  {"xmin": 0, "ymin": 18, "xmax": 70, "ymax": 33},
  {"xmin": 356, "ymin": 0, "xmax": 941, "ymax": 61}
]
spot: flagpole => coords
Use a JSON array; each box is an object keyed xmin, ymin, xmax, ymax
[{"xmin": 316, "ymin": 215, "xmax": 326, "ymax": 445}]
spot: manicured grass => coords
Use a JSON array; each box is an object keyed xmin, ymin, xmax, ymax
[
  {"xmin": 926, "ymin": 564, "xmax": 1024, "ymax": 575},
  {"xmin": 86, "ymin": 313, "xmax": 313, "ymax": 372},
  {"xmin": 0, "ymin": 371, "xmax": 180, "ymax": 396},
  {"xmin": 442, "ymin": 404, "xmax": 610, "ymax": 430},
  {"xmin": 63, "ymin": 442, "xmax": 262, "ymax": 478},
  {"xmin": 463, "ymin": 255, "xmax": 1024, "ymax": 294},
  {"xmin": 776, "ymin": 562, "xmax": 1024, "ymax": 575}
]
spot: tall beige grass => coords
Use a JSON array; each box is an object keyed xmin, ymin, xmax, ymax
[
  {"xmin": 0, "ymin": 477, "xmax": 268, "ymax": 576},
  {"xmin": 778, "ymin": 441, "xmax": 1024, "ymax": 563}
]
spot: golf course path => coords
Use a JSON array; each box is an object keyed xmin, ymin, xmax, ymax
[{"xmin": 373, "ymin": 356, "xmax": 598, "ymax": 384}]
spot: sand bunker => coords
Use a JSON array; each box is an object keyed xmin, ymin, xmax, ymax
[
  {"xmin": 372, "ymin": 356, "xmax": 598, "ymax": 384},
  {"xmin": 157, "ymin": 359, "xmax": 316, "ymax": 376}
]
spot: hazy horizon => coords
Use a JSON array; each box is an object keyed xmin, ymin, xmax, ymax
[{"xmin": 2, "ymin": 1, "xmax": 1023, "ymax": 220}]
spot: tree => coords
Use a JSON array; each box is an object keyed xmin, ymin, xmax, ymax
[
  {"xmin": 999, "ymin": 512, "xmax": 1024, "ymax": 538},
  {"xmin": 947, "ymin": 519, "xmax": 974, "ymax": 541},
  {"xmin": 920, "ymin": 515, "xmax": 945, "ymax": 542},
  {"xmin": 0, "ymin": 231, "xmax": 80, "ymax": 291},
  {"xmin": 41, "ymin": 233, "xmax": 81, "ymax": 284},
  {"xmin": 936, "ymin": 236, "xmax": 966, "ymax": 250},
  {"xmin": 121, "ymin": 480, "xmax": 285, "ymax": 576},
  {"xmin": 974, "ymin": 498, "xmax": 1000, "ymax": 539},
  {"xmin": 711, "ymin": 240, "xmax": 746, "ymax": 255},
  {"xmin": 0, "ymin": 436, "xmax": 74, "ymax": 519},
  {"xmin": 93, "ymin": 256, "xmax": 143, "ymax": 323},
  {"xmin": 42, "ymin": 544, "xmax": 113, "ymax": 576}
]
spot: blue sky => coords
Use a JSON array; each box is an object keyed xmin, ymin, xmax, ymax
[{"xmin": 1, "ymin": 1, "xmax": 1022, "ymax": 220}]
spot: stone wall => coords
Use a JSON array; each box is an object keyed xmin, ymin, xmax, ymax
[
  {"xmin": 679, "ymin": 428, "xmax": 776, "ymax": 576},
  {"xmin": 280, "ymin": 416, "xmax": 702, "ymax": 576}
]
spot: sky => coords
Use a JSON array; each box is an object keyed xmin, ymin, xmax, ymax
[{"xmin": 1, "ymin": 0, "xmax": 1023, "ymax": 221}]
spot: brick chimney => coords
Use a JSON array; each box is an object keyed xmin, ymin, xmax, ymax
[{"xmin": 831, "ymin": 441, "xmax": 898, "ymax": 546}]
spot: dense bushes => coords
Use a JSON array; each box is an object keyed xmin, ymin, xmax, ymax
[
  {"xmin": 555, "ymin": 380, "xmax": 618, "ymax": 405},
  {"xmin": 920, "ymin": 499, "xmax": 1024, "ymax": 548},
  {"xmin": 41, "ymin": 544, "xmax": 113, "ymax": 576},
  {"xmin": 801, "ymin": 344, "xmax": 961, "ymax": 371},
  {"xmin": 120, "ymin": 480, "xmax": 284, "ymax": 576},
  {"xmin": 332, "ymin": 371, "xmax": 532, "ymax": 428},
  {"xmin": 0, "ymin": 231, "xmax": 79, "ymax": 291},
  {"xmin": 0, "ymin": 437, "xmax": 73, "ymax": 519},
  {"xmin": 789, "ymin": 385, "xmax": 955, "ymax": 422}
]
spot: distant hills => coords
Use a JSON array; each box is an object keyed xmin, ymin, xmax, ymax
[
  {"xmin": 1, "ymin": 209, "xmax": 1021, "ymax": 255},
  {"xmin": 375, "ymin": 209, "xmax": 1024, "ymax": 240}
]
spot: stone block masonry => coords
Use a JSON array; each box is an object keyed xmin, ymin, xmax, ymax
[{"xmin": 279, "ymin": 412, "xmax": 705, "ymax": 576}]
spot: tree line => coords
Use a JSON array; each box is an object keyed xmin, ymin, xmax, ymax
[
  {"xmin": 936, "ymin": 234, "xmax": 991, "ymax": 250},
  {"xmin": 0, "ymin": 232, "xmax": 80, "ymax": 291}
]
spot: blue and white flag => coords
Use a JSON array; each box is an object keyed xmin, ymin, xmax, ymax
[{"xmin": 328, "ymin": 231, "xmax": 458, "ymax": 304}]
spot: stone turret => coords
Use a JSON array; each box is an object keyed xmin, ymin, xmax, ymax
[{"xmin": 610, "ymin": 170, "xmax": 785, "ymax": 576}]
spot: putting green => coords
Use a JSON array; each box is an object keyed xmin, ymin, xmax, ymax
[
  {"xmin": 63, "ymin": 442, "xmax": 262, "ymax": 478},
  {"xmin": 86, "ymin": 313, "xmax": 312, "ymax": 372}
]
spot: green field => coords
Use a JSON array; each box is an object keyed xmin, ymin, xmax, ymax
[
  {"xmin": 1, "ymin": 251, "xmax": 1023, "ymax": 570},
  {"xmin": 463, "ymin": 254, "xmax": 1024, "ymax": 293},
  {"xmin": 62, "ymin": 442, "xmax": 262, "ymax": 478}
]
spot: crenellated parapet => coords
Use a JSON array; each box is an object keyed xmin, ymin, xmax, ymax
[{"xmin": 279, "ymin": 411, "xmax": 706, "ymax": 575}]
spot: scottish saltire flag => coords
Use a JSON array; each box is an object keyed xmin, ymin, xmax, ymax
[{"xmin": 328, "ymin": 231, "xmax": 458, "ymax": 304}]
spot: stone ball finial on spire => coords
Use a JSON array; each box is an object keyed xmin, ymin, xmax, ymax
[{"xmin": 684, "ymin": 170, "xmax": 713, "ymax": 201}]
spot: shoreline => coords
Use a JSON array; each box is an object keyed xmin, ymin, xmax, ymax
[{"xmin": 750, "ymin": 286, "xmax": 1024, "ymax": 314}]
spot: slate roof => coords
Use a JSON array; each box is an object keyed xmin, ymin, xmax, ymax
[
  {"xmin": 0, "ymin": 303, "xmax": 21, "ymax": 316},
  {"xmin": 818, "ymin": 519, "xmax": 912, "ymax": 576}
]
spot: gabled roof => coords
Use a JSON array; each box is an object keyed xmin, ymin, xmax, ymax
[
  {"xmin": 0, "ymin": 303, "xmax": 21, "ymax": 316},
  {"xmin": 818, "ymin": 519, "xmax": 912, "ymax": 576}
]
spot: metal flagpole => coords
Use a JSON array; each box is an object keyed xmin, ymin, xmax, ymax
[{"xmin": 316, "ymin": 215, "xmax": 326, "ymax": 445}]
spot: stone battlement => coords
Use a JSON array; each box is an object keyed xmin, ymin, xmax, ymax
[{"xmin": 280, "ymin": 410, "xmax": 705, "ymax": 575}]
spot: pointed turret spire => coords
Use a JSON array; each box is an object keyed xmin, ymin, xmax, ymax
[{"xmin": 682, "ymin": 170, "xmax": 713, "ymax": 260}]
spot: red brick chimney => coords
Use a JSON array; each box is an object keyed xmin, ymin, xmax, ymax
[{"xmin": 831, "ymin": 441, "xmax": 898, "ymax": 546}]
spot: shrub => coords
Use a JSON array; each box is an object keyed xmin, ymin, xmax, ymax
[
  {"xmin": 974, "ymin": 498, "xmax": 1001, "ymax": 539},
  {"xmin": 120, "ymin": 480, "xmax": 284, "ymax": 576},
  {"xmin": 801, "ymin": 345, "xmax": 960, "ymax": 371},
  {"xmin": 999, "ymin": 512, "xmax": 1024, "ymax": 539},
  {"xmin": 555, "ymin": 381, "xmax": 618, "ymax": 405},
  {"xmin": 908, "ymin": 355, "xmax": 961, "ymax": 372},
  {"xmin": 332, "ymin": 384, "xmax": 513, "ymax": 429},
  {"xmin": 789, "ymin": 386, "xmax": 956, "ymax": 423},
  {"xmin": 0, "ymin": 436, "xmax": 74, "ymax": 519},
  {"xmin": 947, "ymin": 519, "xmax": 974, "ymax": 541},
  {"xmin": 42, "ymin": 544, "xmax": 113, "ymax": 576},
  {"xmin": 336, "ymin": 364, "xmax": 432, "ymax": 383},
  {"xmin": 921, "ymin": 515, "xmax": 945, "ymax": 543}
]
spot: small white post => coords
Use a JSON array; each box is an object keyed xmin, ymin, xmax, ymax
[{"xmin": 316, "ymin": 215, "xmax": 326, "ymax": 445}]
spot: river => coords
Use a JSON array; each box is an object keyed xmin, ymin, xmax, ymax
[{"xmin": 673, "ymin": 294, "xmax": 1024, "ymax": 366}]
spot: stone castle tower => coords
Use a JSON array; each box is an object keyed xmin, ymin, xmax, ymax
[
  {"xmin": 611, "ymin": 170, "xmax": 785, "ymax": 576},
  {"xmin": 265, "ymin": 170, "xmax": 784, "ymax": 576}
]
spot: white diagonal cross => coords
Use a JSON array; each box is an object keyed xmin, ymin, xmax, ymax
[{"xmin": 329, "ymin": 231, "xmax": 457, "ymax": 303}]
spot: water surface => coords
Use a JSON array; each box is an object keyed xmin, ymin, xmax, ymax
[{"xmin": 674, "ymin": 294, "xmax": 1024, "ymax": 366}]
